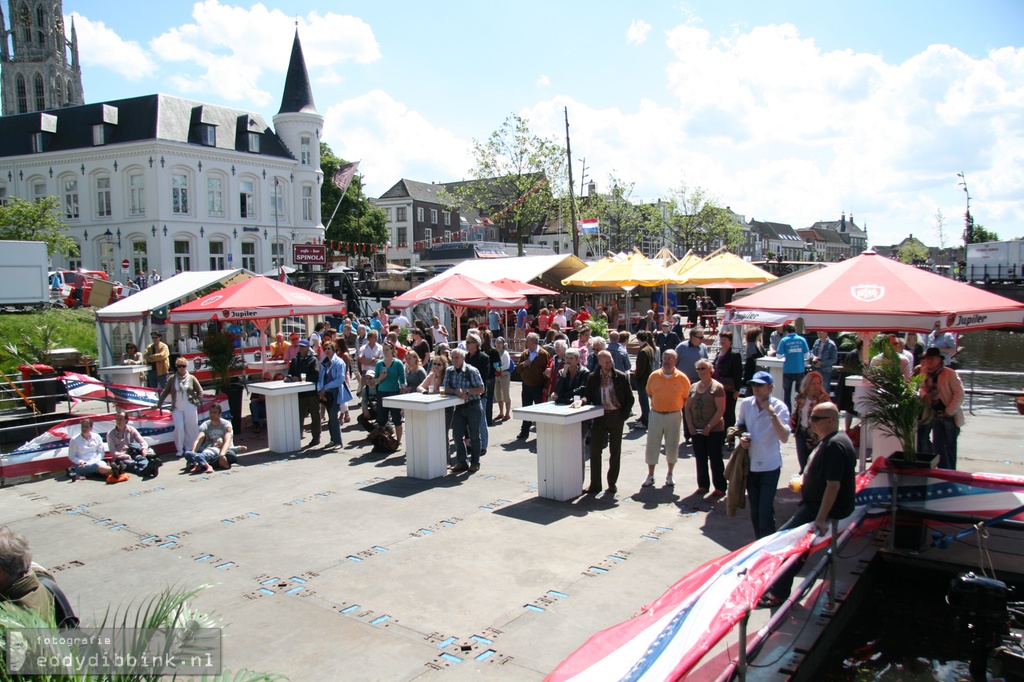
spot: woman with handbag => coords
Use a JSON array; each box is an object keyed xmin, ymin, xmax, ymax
[{"xmin": 157, "ymin": 359, "xmax": 203, "ymax": 458}]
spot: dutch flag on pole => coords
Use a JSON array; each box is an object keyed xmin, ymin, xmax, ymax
[{"xmin": 578, "ymin": 218, "xmax": 599, "ymax": 234}]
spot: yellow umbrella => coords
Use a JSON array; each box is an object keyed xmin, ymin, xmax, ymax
[
  {"xmin": 669, "ymin": 250, "xmax": 707, "ymax": 277},
  {"xmin": 679, "ymin": 252, "xmax": 777, "ymax": 289},
  {"xmin": 562, "ymin": 252, "xmax": 685, "ymax": 329}
]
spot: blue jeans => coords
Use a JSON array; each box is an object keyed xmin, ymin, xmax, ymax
[
  {"xmin": 818, "ymin": 367, "xmax": 833, "ymax": 398},
  {"xmin": 782, "ymin": 372, "xmax": 803, "ymax": 413},
  {"xmin": 747, "ymin": 468, "xmax": 781, "ymax": 539},
  {"xmin": 478, "ymin": 396, "xmax": 489, "ymax": 450},
  {"xmin": 325, "ymin": 395, "xmax": 342, "ymax": 445},
  {"xmin": 148, "ymin": 369, "xmax": 167, "ymax": 390},
  {"xmin": 452, "ymin": 401, "xmax": 482, "ymax": 466},
  {"xmin": 931, "ymin": 417, "xmax": 960, "ymax": 469},
  {"xmin": 184, "ymin": 448, "xmax": 220, "ymax": 467},
  {"xmin": 250, "ymin": 399, "xmax": 266, "ymax": 426}
]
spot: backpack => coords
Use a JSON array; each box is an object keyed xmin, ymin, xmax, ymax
[{"xmin": 33, "ymin": 567, "xmax": 80, "ymax": 630}]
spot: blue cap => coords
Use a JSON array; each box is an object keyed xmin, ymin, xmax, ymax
[
  {"xmin": 298, "ymin": 339, "xmax": 310, "ymax": 347},
  {"xmin": 748, "ymin": 370, "xmax": 774, "ymax": 385}
]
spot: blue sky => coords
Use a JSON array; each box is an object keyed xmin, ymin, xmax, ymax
[{"xmin": 65, "ymin": 0, "xmax": 1024, "ymax": 247}]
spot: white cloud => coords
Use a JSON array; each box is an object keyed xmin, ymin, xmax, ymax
[
  {"xmin": 536, "ymin": 75, "xmax": 551, "ymax": 87},
  {"xmin": 322, "ymin": 90, "xmax": 472, "ymax": 197},
  {"xmin": 148, "ymin": 0, "xmax": 380, "ymax": 103},
  {"xmin": 70, "ymin": 13, "xmax": 157, "ymax": 80},
  {"xmin": 626, "ymin": 19, "xmax": 651, "ymax": 45}
]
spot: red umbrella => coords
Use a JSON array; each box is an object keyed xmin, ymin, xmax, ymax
[
  {"xmin": 724, "ymin": 250, "xmax": 1024, "ymax": 332},
  {"xmin": 390, "ymin": 274, "xmax": 525, "ymax": 340},
  {"xmin": 169, "ymin": 276, "xmax": 345, "ymax": 374}
]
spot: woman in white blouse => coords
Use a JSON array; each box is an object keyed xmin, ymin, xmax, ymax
[{"xmin": 67, "ymin": 417, "xmax": 114, "ymax": 479}]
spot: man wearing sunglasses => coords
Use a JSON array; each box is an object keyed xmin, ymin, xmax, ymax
[{"xmin": 758, "ymin": 402, "xmax": 855, "ymax": 608}]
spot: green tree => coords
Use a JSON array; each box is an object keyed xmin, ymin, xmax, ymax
[
  {"xmin": 0, "ymin": 196, "xmax": 78, "ymax": 257},
  {"xmin": 577, "ymin": 175, "xmax": 663, "ymax": 254},
  {"xmin": 896, "ymin": 239, "xmax": 929, "ymax": 264},
  {"xmin": 970, "ymin": 224, "xmax": 1000, "ymax": 243},
  {"xmin": 665, "ymin": 183, "xmax": 742, "ymax": 253},
  {"xmin": 320, "ymin": 142, "xmax": 387, "ymax": 256},
  {"xmin": 446, "ymin": 113, "xmax": 566, "ymax": 256}
]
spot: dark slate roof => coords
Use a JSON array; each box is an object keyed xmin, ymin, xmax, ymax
[
  {"xmin": 810, "ymin": 216, "xmax": 865, "ymax": 235},
  {"xmin": 378, "ymin": 179, "xmax": 450, "ymax": 203},
  {"xmin": 277, "ymin": 29, "xmax": 317, "ymax": 115},
  {"xmin": 749, "ymin": 220, "xmax": 803, "ymax": 242},
  {"xmin": 0, "ymin": 94, "xmax": 294, "ymax": 159}
]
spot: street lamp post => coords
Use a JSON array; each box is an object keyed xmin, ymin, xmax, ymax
[
  {"xmin": 957, "ymin": 172, "xmax": 971, "ymax": 248},
  {"xmin": 273, "ymin": 177, "xmax": 280, "ymax": 270}
]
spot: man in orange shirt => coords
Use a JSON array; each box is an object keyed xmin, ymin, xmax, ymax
[
  {"xmin": 643, "ymin": 349, "xmax": 691, "ymax": 487},
  {"xmin": 269, "ymin": 332, "xmax": 291, "ymax": 360}
]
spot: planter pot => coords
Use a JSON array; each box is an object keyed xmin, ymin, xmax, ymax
[
  {"xmin": 225, "ymin": 383, "xmax": 244, "ymax": 434},
  {"xmin": 886, "ymin": 451, "xmax": 940, "ymax": 470},
  {"xmin": 887, "ymin": 451, "xmax": 939, "ymax": 552}
]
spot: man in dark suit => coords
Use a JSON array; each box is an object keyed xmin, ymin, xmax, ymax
[{"xmin": 581, "ymin": 350, "xmax": 635, "ymax": 495}]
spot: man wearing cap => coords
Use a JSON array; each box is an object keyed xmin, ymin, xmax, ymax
[
  {"xmin": 143, "ymin": 331, "xmax": 170, "ymax": 389},
  {"xmin": 919, "ymin": 347, "xmax": 965, "ymax": 469},
  {"xmin": 736, "ymin": 370, "xmax": 791, "ymax": 539},
  {"xmin": 758, "ymin": 401, "xmax": 856, "ymax": 608},
  {"xmin": 269, "ymin": 332, "xmax": 291, "ymax": 360},
  {"xmin": 287, "ymin": 339, "xmax": 321, "ymax": 447},
  {"xmin": 655, "ymin": 321, "xmax": 680, "ymax": 357}
]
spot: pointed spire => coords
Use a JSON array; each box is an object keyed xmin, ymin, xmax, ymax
[{"xmin": 278, "ymin": 27, "xmax": 317, "ymax": 115}]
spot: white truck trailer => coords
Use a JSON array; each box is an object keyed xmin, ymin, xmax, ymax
[{"xmin": 0, "ymin": 240, "xmax": 50, "ymax": 308}]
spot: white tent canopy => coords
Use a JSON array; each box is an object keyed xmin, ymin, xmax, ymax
[
  {"xmin": 96, "ymin": 270, "xmax": 252, "ymax": 322},
  {"xmin": 434, "ymin": 254, "xmax": 590, "ymax": 292}
]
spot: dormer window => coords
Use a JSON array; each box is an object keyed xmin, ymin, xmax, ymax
[
  {"xmin": 31, "ymin": 132, "xmax": 45, "ymax": 153},
  {"xmin": 92, "ymin": 125, "xmax": 105, "ymax": 146},
  {"xmin": 200, "ymin": 124, "xmax": 216, "ymax": 147},
  {"xmin": 248, "ymin": 133, "xmax": 260, "ymax": 153}
]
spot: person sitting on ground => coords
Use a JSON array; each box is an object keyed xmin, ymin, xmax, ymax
[
  {"xmin": 183, "ymin": 404, "xmax": 235, "ymax": 473},
  {"xmin": 67, "ymin": 417, "xmax": 115, "ymax": 480},
  {"xmin": 0, "ymin": 526, "xmax": 54, "ymax": 622},
  {"xmin": 105, "ymin": 410, "xmax": 153, "ymax": 477}
]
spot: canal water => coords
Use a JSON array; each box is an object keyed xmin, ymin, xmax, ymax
[{"xmin": 950, "ymin": 330, "xmax": 1024, "ymax": 415}]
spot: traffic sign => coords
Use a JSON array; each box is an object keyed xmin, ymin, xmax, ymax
[{"xmin": 121, "ymin": 259, "xmax": 130, "ymax": 271}]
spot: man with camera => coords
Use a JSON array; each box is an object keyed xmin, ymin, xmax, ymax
[{"xmin": 919, "ymin": 346, "xmax": 965, "ymax": 469}]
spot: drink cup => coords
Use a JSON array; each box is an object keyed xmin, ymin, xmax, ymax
[
  {"xmin": 439, "ymin": 385, "xmax": 447, "ymax": 397},
  {"xmin": 300, "ymin": 373, "xmax": 306, "ymax": 382}
]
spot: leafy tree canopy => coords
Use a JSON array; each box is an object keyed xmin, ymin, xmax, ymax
[
  {"xmin": 0, "ymin": 196, "xmax": 78, "ymax": 257},
  {"xmin": 576, "ymin": 175, "xmax": 664, "ymax": 255},
  {"xmin": 970, "ymin": 224, "xmax": 999, "ymax": 243},
  {"xmin": 320, "ymin": 142, "xmax": 387, "ymax": 249},
  {"xmin": 896, "ymin": 239, "xmax": 929, "ymax": 264},
  {"xmin": 443, "ymin": 114, "xmax": 565, "ymax": 256},
  {"xmin": 666, "ymin": 183, "xmax": 742, "ymax": 254}
]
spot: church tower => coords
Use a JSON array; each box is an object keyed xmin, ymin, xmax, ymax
[
  {"xmin": 0, "ymin": 0, "xmax": 85, "ymax": 116},
  {"xmin": 273, "ymin": 26, "xmax": 325, "ymax": 229}
]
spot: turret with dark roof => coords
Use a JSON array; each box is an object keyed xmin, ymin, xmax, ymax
[{"xmin": 278, "ymin": 28, "xmax": 317, "ymax": 115}]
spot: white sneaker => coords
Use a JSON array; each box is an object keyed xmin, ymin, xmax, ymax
[
  {"xmin": 666, "ymin": 474, "xmax": 675, "ymax": 486},
  {"xmin": 642, "ymin": 475, "xmax": 654, "ymax": 487}
]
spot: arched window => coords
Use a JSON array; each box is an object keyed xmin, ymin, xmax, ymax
[
  {"xmin": 34, "ymin": 73, "xmax": 45, "ymax": 111},
  {"xmin": 55, "ymin": 79, "xmax": 63, "ymax": 107},
  {"xmin": 19, "ymin": 3, "xmax": 31, "ymax": 45},
  {"xmin": 35, "ymin": 5, "xmax": 46, "ymax": 46},
  {"xmin": 66, "ymin": 78, "xmax": 73, "ymax": 104},
  {"xmin": 16, "ymin": 75, "xmax": 27, "ymax": 113}
]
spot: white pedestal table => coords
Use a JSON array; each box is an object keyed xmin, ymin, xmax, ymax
[
  {"xmin": 247, "ymin": 380, "xmax": 316, "ymax": 454},
  {"xmin": 513, "ymin": 402, "xmax": 605, "ymax": 501},
  {"xmin": 381, "ymin": 393, "xmax": 462, "ymax": 480},
  {"xmin": 98, "ymin": 364, "xmax": 149, "ymax": 387}
]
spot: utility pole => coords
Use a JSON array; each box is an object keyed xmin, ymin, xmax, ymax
[
  {"xmin": 564, "ymin": 107, "xmax": 579, "ymax": 258},
  {"xmin": 957, "ymin": 172, "xmax": 972, "ymax": 249},
  {"xmin": 356, "ymin": 173, "xmax": 363, "ymax": 268}
]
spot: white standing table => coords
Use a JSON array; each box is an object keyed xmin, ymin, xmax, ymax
[
  {"xmin": 513, "ymin": 402, "xmax": 604, "ymax": 501},
  {"xmin": 382, "ymin": 393, "xmax": 462, "ymax": 479},
  {"xmin": 757, "ymin": 356, "xmax": 786, "ymax": 402},
  {"xmin": 247, "ymin": 380, "xmax": 316, "ymax": 453},
  {"xmin": 98, "ymin": 364, "xmax": 149, "ymax": 387}
]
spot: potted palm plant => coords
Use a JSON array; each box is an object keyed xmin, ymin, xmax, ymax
[
  {"xmin": 862, "ymin": 334, "xmax": 929, "ymax": 465},
  {"xmin": 202, "ymin": 328, "xmax": 245, "ymax": 432}
]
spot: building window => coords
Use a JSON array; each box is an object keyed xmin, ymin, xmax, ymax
[
  {"xmin": 129, "ymin": 173, "xmax": 145, "ymax": 215},
  {"xmin": 444, "ymin": 230, "xmax": 451, "ymax": 243},
  {"xmin": 241, "ymin": 241, "xmax": 256, "ymax": 271},
  {"xmin": 32, "ymin": 181, "xmax": 46, "ymax": 202},
  {"xmin": 271, "ymin": 240, "xmax": 284, "ymax": 267},
  {"xmin": 397, "ymin": 227, "xmax": 407, "ymax": 248},
  {"xmin": 66, "ymin": 78, "xmax": 73, "ymax": 103},
  {"xmin": 67, "ymin": 248, "xmax": 81, "ymax": 271},
  {"xmin": 96, "ymin": 176, "xmax": 112, "ymax": 217},
  {"xmin": 31, "ymin": 132, "xmax": 44, "ymax": 153},
  {"xmin": 55, "ymin": 80, "xmax": 62, "ymax": 107},
  {"xmin": 172, "ymin": 173, "xmax": 190, "ymax": 214},
  {"xmin": 416, "ymin": 207, "xmax": 424, "ymax": 222},
  {"xmin": 239, "ymin": 180, "xmax": 254, "ymax": 219},
  {"xmin": 300, "ymin": 136, "xmax": 311, "ymax": 165},
  {"xmin": 430, "ymin": 209, "xmax": 438, "ymax": 224},
  {"xmin": 209, "ymin": 241, "xmax": 226, "ymax": 270},
  {"xmin": 15, "ymin": 75, "xmax": 27, "ymax": 114},
  {"xmin": 384, "ymin": 207, "xmax": 392, "ymax": 222},
  {"xmin": 18, "ymin": 2, "xmax": 30, "ymax": 44},
  {"xmin": 34, "ymin": 73, "xmax": 44, "ymax": 111},
  {"xmin": 248, "ymin": 132, "xmax": 259, "ymax": 153},
  {"xmin": 0, "ymin": 186, "xmax": 7, "ymax": 206},
  {"xmin": 271, "ymin": 181, "xmax": 283, "ymax": 221},
  {"xmin": 63, "ymin": 179, "xmax": 78, "ymax": 219},
  {"xmin": 35, "ymin": 5, "xmax": 45, "ymax": 45},
  {"xmin": 207, "ymin": 177, "xmax": 223, "ymax": 217},
  {"xmin": 200, "ymin": 124, "xmax": 216, "ymax": 146},
  {"xmin": 424, "ymin": 228, "xmax": 432, "ymax": 245},
  {"xmin": 132, "ymin": 241, "xmax": 148, "ymax": 276},
  {"xmin": 396, "ymin": 206, "xmax": 406, "ymax": 222},
  {"xmin": 301, "ymin": 185, "xmax": 313, "ymax": 221},
  {"xmin": 173, "ymin": 240, "xmax": 191, "ymax": 272},
  {"xmin": 443, "ymin": 211, "xmax": 451, "ymax": 226},
  {"xmin": 92, "ymin": 125, "xmax": 105, "ymax": 146}
]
